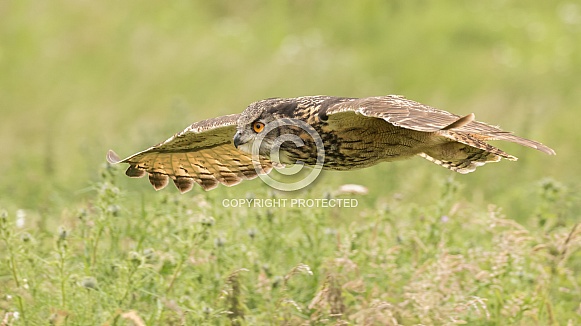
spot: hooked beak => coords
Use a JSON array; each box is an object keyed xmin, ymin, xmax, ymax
[{"xmin": 233, "ymin": 132, "xmax": 242, "ymax": 149}]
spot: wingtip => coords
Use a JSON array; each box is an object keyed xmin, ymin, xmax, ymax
[
  {"xmin": 543, "ymin": 146, "xmax": 557, "ymax": 156},
  {"xmin": 106, "ymin": 150, "xmax": 122, "ymax": 164}
]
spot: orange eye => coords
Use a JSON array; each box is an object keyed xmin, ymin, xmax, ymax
[{"xmin": 252, "ymin": 121, "xmax": 265, "ymax": 133}]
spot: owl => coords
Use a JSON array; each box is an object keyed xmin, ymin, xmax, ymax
[{"xmin": 107, "ymin": 95, "xmax": 555, "ymax": 192}]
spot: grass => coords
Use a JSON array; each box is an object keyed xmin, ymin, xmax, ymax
[
  {"xmin": 1, "ymin": 173, "xmax": 579, "ymax": 325},
  {"xmin": 1, "ymin": 0, "xmax": 580, "ymax": 325}
]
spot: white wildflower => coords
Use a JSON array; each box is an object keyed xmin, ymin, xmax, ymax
[
  {"xmin": 335, "ymin": 184, "xmax": 369, "ymax": 196},
  {"xmin": 16, "ymin": 209, "xmax": 26, "ymax": 228}
]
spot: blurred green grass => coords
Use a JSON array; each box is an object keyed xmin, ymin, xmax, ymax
[
  {"xmin": 0, "ymin": 0, "xmax": 580, "ymax": 324},
  {"xmin": 1, "ymin": 0, "xmax": 578, "ymax": 212}
]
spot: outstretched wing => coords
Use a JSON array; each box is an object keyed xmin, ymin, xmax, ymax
[
  {"xmin": 107, "ymin": 114, "xmax": 272, "ymax": 192},
  {"xmin": 325, "ymin": 95, "xmax": 555, "ymax": 155}
]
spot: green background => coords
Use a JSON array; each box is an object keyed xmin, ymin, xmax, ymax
[{"xmin": 0, "ymin": 1, "xmax": 579, "ymax": 324}]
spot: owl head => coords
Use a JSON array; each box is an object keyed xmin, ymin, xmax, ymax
[{"xmin": 233, "ymin": 98, "xmax": 321, "ymax": 165}]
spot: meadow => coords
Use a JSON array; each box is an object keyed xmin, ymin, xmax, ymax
[{"xmin": 1, "ymin": 1, "xmax": 580, "ymax": 325}]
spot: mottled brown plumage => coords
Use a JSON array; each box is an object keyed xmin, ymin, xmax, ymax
[{"xmin": 107, "ymin": 95, "xmax": 555, "ymax": 192}]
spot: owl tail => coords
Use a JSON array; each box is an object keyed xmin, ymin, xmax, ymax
[
  {"xmin": 418, "ymin": 150, "xmax": 500, "ymax": 174},
  {"xmin": 418, "ymin": 133, "xmax": 517, "ymax": 174}
]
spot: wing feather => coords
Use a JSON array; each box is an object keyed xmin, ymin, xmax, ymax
[
  {"xmin": 326, "ymin": 95, "xmax": 555, "ymax": 155},
  {"xmin": 107, "ymin": 114, "xmax": 272, "ymax": 192}
]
